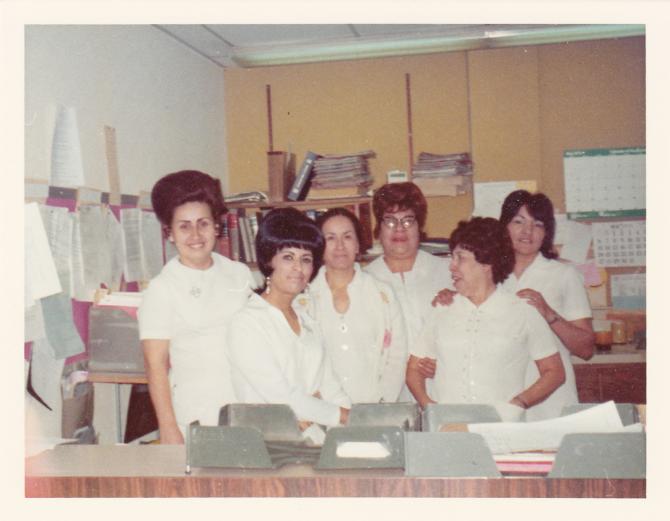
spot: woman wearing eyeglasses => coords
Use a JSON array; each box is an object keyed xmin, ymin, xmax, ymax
[
  {"xmin": 306, "ymin": 208, "xmax": 408, "ymax": 404},
  {"xmin": 364, "ymin": 182, "xmax": 453, "ymax": 400}
]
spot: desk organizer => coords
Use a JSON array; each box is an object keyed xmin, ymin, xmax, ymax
[
  {"xmin": 347, "ymin": 402, "xmax": 421, "ymax": 430},
  {"xmin": 404, "ymin": 432, "xmax": 501, "ymax": 477},
  {"xmin": 548, "ymin": 432, "xmax": 645, "ymax": 478},
  {"xmin": 421, "ymin": 403, "xmax": 502, "ymax": 432}
]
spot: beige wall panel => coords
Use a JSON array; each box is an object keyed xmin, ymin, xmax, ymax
[
  {"xmin": 225, "ymin": 53, "xmax": 472, "ymax": 237},
  {"xmin": 537, "ymin": 37, "xmax": 646, "ymax": 211},
  {"xmin": 468, "ymin": 46, "xmax": 542, "ymax": 187}
]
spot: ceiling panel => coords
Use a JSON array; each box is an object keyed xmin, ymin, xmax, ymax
[
  {"xmin": 206, "ymin": 24, "xmax": 355, "ymax": 47},
  {"xmin": 153, "ymin": 24, "xmax": 645, "ymax": 69}
]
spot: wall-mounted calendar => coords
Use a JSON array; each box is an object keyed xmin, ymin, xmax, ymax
[
  {"xmin": 563, "ymin": 147, "xmax": 645, "ymax": 219},
  {"xmin": 592, "ymin": 221, "xmax": 646, "ymax": 268}
]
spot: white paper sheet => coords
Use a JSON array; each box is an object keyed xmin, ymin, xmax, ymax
[
  {"xmin": 24, "ymin": 302, "xmax": 47, "ymax": 343},
  {"xmin": 78, "ymin": 205, "xmax": 108, "ymax": 300},
  {"xmin": 472, "ymin": 180, "xmax": 537, "ymax": 218},
  {"xmin": 25, "ymin": 202, "xmax": 62, "ymax": 301},
  {"xmin": 29, "ymin": 338, "xmax": 65, "ymax": 412},
  {"xmin": 39, "ymin": 204, "xmax": 73, "ymax": 296},
  {"xmin": 140, "ymin": 211, "xmax": 164, "ymax": 280},
  {"xmin": 50, "ymin": 106, "xmax": 85, "ymax": 187},
  {"xmin": 104, "ymin": 207, "xmax": 125, "ymax": 291},
  {"xmin": 121, "ymin": 208, "xmax": 143, "ymax": 282},
  {"xmin": 557, "ymin": 219, "xmax": 592, "ymax": 264},
  {"xmin": 69, "ymin": 212, "xmax": 86, "ymax": 299},
  {"xmin": 468, "ymin": 401, "xmax": 637, "ymax": 454}
]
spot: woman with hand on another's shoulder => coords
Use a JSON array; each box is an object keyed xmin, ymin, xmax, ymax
[{"xmin": 499, "ymin": 190, "xmax": 594, "ymax": 420}]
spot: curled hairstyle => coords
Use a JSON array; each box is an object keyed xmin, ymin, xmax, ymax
[
  {"xmin": 449, "ymin": 217, "xmax": 515, "ymax": 284},
  {"xmin": 151, "ymin": 170, "xmax": 227, "ymax": 238},
  {"xmin": 372, "ymin": 182, "xmax": 427, "ymax": 238},
  {"xmin": 315, "ymin": 207, "xmax": 366, "ymax": 254},
  {"xmin": 499, "ymin": 190, "xmax": 558, "ymax": 260},
  {"xmin": 256, "ymin": 207, "xmax": 324, "ymax": 281}
]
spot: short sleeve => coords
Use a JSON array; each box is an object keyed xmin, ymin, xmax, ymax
[
  {"xmin": 138, "ymin": 278, "xmax": 173, "ymax": 340},
  {"xmin": 410, "ymin": 306, "xmax": 442, "ymax": 358},
  {"xmin": 559, "ymin": 265, "xmax": 592, "ymax": 321},
  {"xmin": 524, "ymin": 305, "xmax": 560, "ymax": 362}
]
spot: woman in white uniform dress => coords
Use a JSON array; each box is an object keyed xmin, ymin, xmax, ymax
[
  {"xmin": 309, "ymin": 208, "xmax": 407, "ymax": 404},
  {"xmin": 364, "ymin": 183, "xmax": 453, "ymax": 398},
  {"xmin": 499, "ymin": 190, "xmax": 595, "ymax": 420},
  {"xmin": 139, "ymin": 170, "xmax": 255, "ymax": 444},
  {"xmin": 406, "ymin": 217, "xmax": 565, "ymax": 421},
  {"xmin": 227, "ymin": 208, "xmax": 351, "ymax": 428}
]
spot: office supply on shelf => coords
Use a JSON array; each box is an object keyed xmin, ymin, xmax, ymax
[
  {"xmin": 564, "ymin": 147, "xmax": 645, "ymax": 219},
  {"xmin": 288, "ymin": 151, "xmax": 318, "ymax": 201},
  {"xmin": 267, "ymin": 151, "xmax": 294, "ymax": 201},
  {"xmin": 224, "ymin": 190, "xmax": 269, "ymax": 203}
]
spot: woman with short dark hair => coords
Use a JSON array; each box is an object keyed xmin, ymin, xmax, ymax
[
  {"xmin": 406, "ymin": 217, "xmax": 565, "ymax": 421},
  {"xmin": 499, "ymin": 190, "xmax": 595, "ymax": 420},
  {"xmin": 139, "ymin": 170, "xmax": 255, "ymax": 444},
  {"xmin": 227, "ymin": 208, "xmax": 351, "ymax": 431}
]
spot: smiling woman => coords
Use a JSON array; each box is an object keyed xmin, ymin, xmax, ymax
[
  {"xmin": 406, "ymin": 217, "xmax": 566, "ymax": 421},
  {"xmin": 307, "ymin": 208, "xmax": 408, "ymax": 404},
  {"xmin": 227, "ymin": 208, "xmax": 352, "ymax": 431},
  {"xmin": 499, "ymin": 190, "xmax": 595, "ymax": 420},
  {"xmin": 138, "ymin": 170, "xmax": 256, "ymax": 444}
]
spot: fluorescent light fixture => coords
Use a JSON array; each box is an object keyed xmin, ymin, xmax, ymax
[{"xmin": 232, "ymin": 24, "xmax": 645, "ymax": 68}]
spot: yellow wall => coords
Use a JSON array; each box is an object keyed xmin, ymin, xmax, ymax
[{"xmin": 224, "ymin": 36, "xmax": 645, "ymax": 237}]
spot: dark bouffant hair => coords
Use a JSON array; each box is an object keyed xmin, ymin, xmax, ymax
[
  {"xmin": 372, "ymin": 182, "xmax": 427, "ymax": 238},
  {"xmin": 315, "ymin": 207, "xmax": 366, "ymax": 254},
  {"xmin": 449, "ymin": 217, "xmax": 515, "ymax": 284},
  {"xmin": 256, "ymin": 207, "xmax": 324, "ymax": 281},
  {"xmin": 499, "ymin": 189, "xmax": 558, "ymax": 260},
  {"xmin": 151, "ymin": 170, "xmax": 226, "ymax": 237}
]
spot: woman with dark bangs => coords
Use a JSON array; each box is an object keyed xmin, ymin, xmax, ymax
[
  {"xmin": 227, "ymin": 208, "xmax": 351, "ymax": 434},
  {"xmin": 406, "ymin": 217, "xmax": 565, "ymax": 421},
  {"xmin": 499, "ymin": 190, "xmax": 594, "ymax": 420},
  {"xmin": 139, "ymin": 170, "xmax": 256, "ymax": 444}
]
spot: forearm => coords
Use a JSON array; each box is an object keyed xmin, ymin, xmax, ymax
[
  {"xmin": 549, "ymin": 315, "xmax": 595, "ymax": 359},
  {"xmin": 514, "ymin": 356, "xmax": 566, "ymax": 408},
  {"xmin": 406, "ymin": 355, "xmax": 435, "ymax": 409},
  {"xmin": 145, "ymin": 363, "xmax": 179, "ymax": 432}
]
